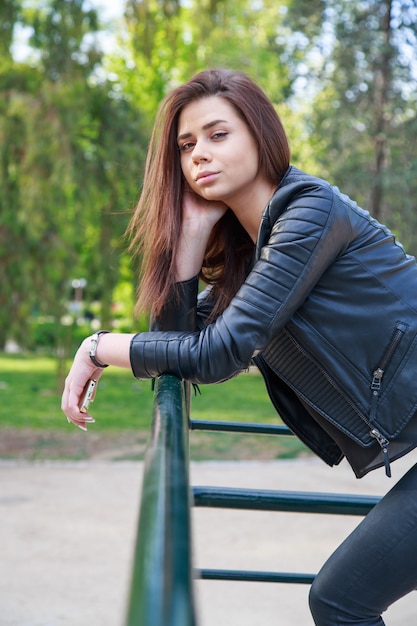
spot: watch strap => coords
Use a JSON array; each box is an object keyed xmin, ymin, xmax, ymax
[{"xmin": 89, "ymin": 330, "xmax": 110, "ymax": 368}]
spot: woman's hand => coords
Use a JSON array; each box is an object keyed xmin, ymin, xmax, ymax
[
  {"xmin": 176, "ymin": 189, "xmax": 228, "ymax": 281},
  {"xmin": 182, "ymin": 187, "xmax": 228, "ymax": 232},
  {"xmin": 61, "ymin": 333, "xmax": 133, "ymax": 429},
  {"xmin": 61, "ymin": 337, "xmax": 103, "ymax": 430}
]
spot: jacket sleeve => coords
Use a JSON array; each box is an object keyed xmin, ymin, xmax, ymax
[
  {"xmin": 130, "ymin": 186, "xmax": 351, "ymax": 384},
  {"xmin": 150, "ymin": 275, "xmax": 199, "ymax": 332}
]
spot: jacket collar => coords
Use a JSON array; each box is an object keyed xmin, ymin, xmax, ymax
[{"xmin": 256, "ymin": 166, "xmax": 324, "ymax": 258}]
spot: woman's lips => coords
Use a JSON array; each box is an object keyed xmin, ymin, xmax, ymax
[{"xmin": 196, "ymin": 171, "xmax": 220, "ymax": 185}]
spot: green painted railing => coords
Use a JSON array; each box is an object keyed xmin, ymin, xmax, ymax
[
  {"xmin": 126, "ymin": 377, "xmax": 382, "ymax": 623},
  {"xmin": 191, "ymin": 417, "xmax": 380, "ymax": 586},
  {"xmin": 125, "ymin": 375, "xmax": 196, "ymax": 626}
]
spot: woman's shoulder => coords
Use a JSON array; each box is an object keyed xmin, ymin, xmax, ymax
[
  {"xmin": 266, "ymin": 166, "xmax": 335, "ymax": 223},
  {"xmin": 276, "ymin": 166, "xmax": 333, "ymax": 199}
]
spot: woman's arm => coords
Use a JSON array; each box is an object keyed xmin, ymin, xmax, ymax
[
  {"xmin": 62, "ymin": 184, "xmax": 348, "ymax": 425},
  {"xmin": 175, "ymin": 189, "xmax": 227, "ymax": 280},
  {"xmin": 62, "ymin": 190, "xmax": 227, "ymax": 427},
  {"xmin": 129, "ymin": 185, "xmax": 350, "ymax": 384}
]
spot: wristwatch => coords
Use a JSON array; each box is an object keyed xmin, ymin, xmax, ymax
[{"xmin": 89, "ymin": 330, "xmax": 110, "ymax": 368}]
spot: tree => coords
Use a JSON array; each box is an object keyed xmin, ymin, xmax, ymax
[
  {"xmin": 3, "ymin": 0, "xmax": 416, "ymax": 354},
  {"xmin": 288, "ymin": 0, "xmax": 417, "ymax": 250},
  {"xmin": 116, "ymin": 0, "xmax": 293, "ymax": 120},
  {"xmin": 0, "ymin": 0, "xmax": 20, "ymax": 60},
  {"xmin": 0, "ymin": 1, "xmax": 42, "ymax": 349},
  {"xmin": 0, "ymin": 0, "xmax": 148, "ymax": 359}
]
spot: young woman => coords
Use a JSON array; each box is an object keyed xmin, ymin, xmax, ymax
[{"xmin": 62, "ymin": 68, "xmax": 417, "ymax": 624}]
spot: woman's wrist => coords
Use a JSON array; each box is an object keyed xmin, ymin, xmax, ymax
[
  {"xmin": 93, "ymin": 332, "xmax": 135, "ymax": 370},
  {"xmin": 89, "ymin": 331, "xmax": 110, "ymax": 368},
  {"xmin": 175, "ymin": 229, "xmax": 210, "ymax": 281}
]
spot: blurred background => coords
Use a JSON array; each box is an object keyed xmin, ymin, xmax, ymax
[{"xmin": 1, "ymin": 0, "xmax": 416, "ymax": 455}]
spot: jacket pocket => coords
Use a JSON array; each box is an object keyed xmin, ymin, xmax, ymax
[
  {"xmin": 366, "ymin": 322, "xmax": 408, "ymax": 476},
  {"xmin": 370, "ymin": 321, "xmax": 408, "ymax": 419}
]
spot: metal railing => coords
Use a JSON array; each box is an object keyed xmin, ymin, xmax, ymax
[
  {"xmin": 190, "ymin": 418, "xmax": 380, "ymax": 585},
  {"xmin": 125, "ymin": 375, "xmax": 196, "ymax": 626},
  {"xmin": 126, "ymin": 376, "xmax": 381, "ymax": 623}
]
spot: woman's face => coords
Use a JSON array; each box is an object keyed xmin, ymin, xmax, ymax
[{"xmin": 177, "ymin": 96, "xmax": 263, "ymax": 209}]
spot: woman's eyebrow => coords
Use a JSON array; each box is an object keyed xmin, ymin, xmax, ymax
[{"xmin": 177, "ymin": 119, "xmax": 228, "ymax": 141}]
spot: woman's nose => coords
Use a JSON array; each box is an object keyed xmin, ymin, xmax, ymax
[{"xmin": 192, "ymin": 140, "xmax": 211, "ymax": 162}]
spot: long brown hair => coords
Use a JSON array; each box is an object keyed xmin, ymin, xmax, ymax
[{"xmin": 127, "ymin": 68, "xmax": 290, "ymax": 319}]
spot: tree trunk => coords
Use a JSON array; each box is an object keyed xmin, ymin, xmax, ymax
[{"xmin": 370, "ymin": 0, "xmax": 393, "ymax": 220}]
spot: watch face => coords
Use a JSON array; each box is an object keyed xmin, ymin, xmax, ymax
[{"xmin": 89, "ymin": 332, "xmax": 109, "ymax": 368}]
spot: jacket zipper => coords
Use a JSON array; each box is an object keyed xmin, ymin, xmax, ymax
[
  {"xmin": 368, "ymin": 324, "xmax": 406, "ymax": 477},
  {"xmin": 287, "ymin": 323, "xmax": 406, "ymax": 477}
]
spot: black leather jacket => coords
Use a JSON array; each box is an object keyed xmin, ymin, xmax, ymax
[{"xmin": 131, "ymin": 167, "xmax": 417, "ymax": 477}]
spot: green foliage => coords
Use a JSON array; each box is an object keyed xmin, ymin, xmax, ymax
[
  {"xmin": 117, "ymin": 0, "xmax": 292, "ymax": 118},
  {"xmin": 28, "ymin": 0, "xmax": 100, "ymax": 80},
  {"xmin": 0, "ymin": 0, "xmax": 148, "ymax": 357},
  {"xmin": 1, "ymin": 0, "xmax": 417, "ymax": 364},
  {"xmin": 0, "ymin": 0, "xmax": 21, "ymax": 59},
  {"xmin": 293, "ymin": 0, "xmax": 417, "ymax": 253}
]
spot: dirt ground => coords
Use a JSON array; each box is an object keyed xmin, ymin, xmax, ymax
[
  {"xmin": 0, "ymin": 427, "xmax": 309, "ymax": 463},
  {"xmin": 2, "ymin": 453, "xmax": 417, "ymax": 626},
  {"xmin": 0, "ymin": 427, "xmax": 150, "ymax": 462}
]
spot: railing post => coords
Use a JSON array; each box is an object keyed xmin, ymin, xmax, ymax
[{"xmin": 125, "ymin": 375, "xmax": 196, "ymax": 626}]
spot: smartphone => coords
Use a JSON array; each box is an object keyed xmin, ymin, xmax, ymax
[{"xmin": 79, "ymin": 379, "xmax": 97, "ymax": 413}]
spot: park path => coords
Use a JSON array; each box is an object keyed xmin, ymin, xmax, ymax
[{"xmin": 1, "ymin": 456, "xmax": 417, "ymax": 625}]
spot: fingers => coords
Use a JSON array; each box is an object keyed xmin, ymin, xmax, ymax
[
  {"xmin": 61, "ymin": 369, "xmax": 102, "ymax": 431},
  {"xmin": 61, "ymin": 374, "xmax": 85, "ymax": 420},
  {"xmin": 62, "ymin": 383, "xmax": 94, "ymax": 430},
  {"xmin": 66, "ymin": 412, "xmax": 95, "ymax": 432}
]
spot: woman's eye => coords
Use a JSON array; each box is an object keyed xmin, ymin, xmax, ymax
[
  {"xmin": 212, "ymin": 131, "xmax": 228, "ymax": 140},
  {"xmin": 178, "ymin": 131, "xmax": 227, "ymax": 151},
  {"xmin": 179, "ymin": 142, "xmax": 195, "ymax": 152}
]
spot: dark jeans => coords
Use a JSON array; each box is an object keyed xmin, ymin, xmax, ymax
[{"xmin": 309, "ymin": 462, "xmax": 417, "ymax": 625}]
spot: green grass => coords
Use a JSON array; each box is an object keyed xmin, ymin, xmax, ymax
[
  {"xmin": 0, "ymin": 353, "xmax": 310, "ymax": 460},
  {"xmin": 0, "ymin": 353, "xmax": 154, "ymax": 429}
]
